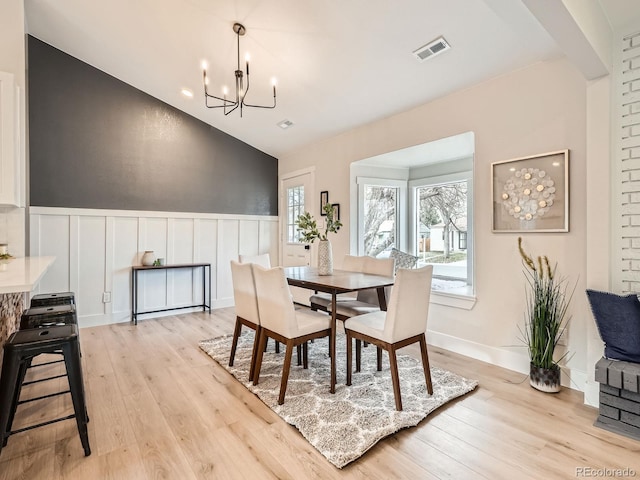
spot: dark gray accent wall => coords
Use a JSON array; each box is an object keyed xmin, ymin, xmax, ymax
[{"xmin": 28, "ymin": 36, "xmax": 278, "ymax": 215}]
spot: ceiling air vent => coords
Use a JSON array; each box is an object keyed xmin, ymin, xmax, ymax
[
  {"xmin": 413, "ymin": 36, "xmax": 450, "ymax": 62},
  {"xmin": 277, "ymin": 119, "xmax": 294, "ymax": 130}
]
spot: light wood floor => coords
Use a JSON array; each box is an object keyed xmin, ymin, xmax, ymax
[{"xmin": 1, "ymin": 308, "xmax": 639, "ymax": 479}]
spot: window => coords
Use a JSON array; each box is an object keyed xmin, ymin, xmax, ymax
[
  {"xmin": 350, "ymin": 132, "xmax": 475, "ymax": 305},
  {"xmin": 356, "ymin": 178, "xmax": 406, "ymax": 257},
  {"xmin": 414, "ymin": 176, "xmax": 471, "ymax": 291},
  {"xmin": 363, "ymin": 185, "xmax": 398, "ymax": 257},
  {"xmin": 459, "ymin": 232, "xmax": 467, "ymax": 250},
  {"xmin": 287, "ymin": 186, "xmax": 304, "ymax": 242}
]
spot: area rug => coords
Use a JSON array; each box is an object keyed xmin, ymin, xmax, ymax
[{"xmin": 199, "ymin": 333, "xmax": 478, "ymax": 468}]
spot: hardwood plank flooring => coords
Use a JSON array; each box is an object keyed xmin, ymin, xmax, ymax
[{"xmin": 1, "ymin": 308, "xmax": 639, "ymax": 479}]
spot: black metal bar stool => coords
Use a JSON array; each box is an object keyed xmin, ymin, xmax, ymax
[
  {"xmin": 21, "ymin": 303, "xmax": 80, "ymax": 377},
  {"xmin": 0, "ymin": 324, "xmax": 90, "ymax": 457},
  {"xmin": 20, "ymin": 304, "xmax": 77, "ymax": 330},
  {"xmin": 30, "ymin": 292, "xmax": 75, "ymax": 308}
]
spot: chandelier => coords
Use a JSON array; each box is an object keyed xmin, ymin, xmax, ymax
[{"xmin": 202, "ymin": 22, "xmax": 276, "ymax": 117}]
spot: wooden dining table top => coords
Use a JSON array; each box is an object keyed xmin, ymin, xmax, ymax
[{"xmin": 283, "ymin": 266, "xmax": 395, "ymax": 294}]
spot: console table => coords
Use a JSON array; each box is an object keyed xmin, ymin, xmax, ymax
[{"xmin": 131, "ymin": 263, "xmax": 211, "ymax": 325}]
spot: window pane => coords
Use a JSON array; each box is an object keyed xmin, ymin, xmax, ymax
[
  {"xmin": 287, "ymin": 186, "xmax": 304, "ymax": 243},
  {"xmin": 363, "ymin": 186, "xmax": 397, "ymax": 257},
  {"xmin": 416, "ymin": 181, "xmax": 468, "ymax": 287}
]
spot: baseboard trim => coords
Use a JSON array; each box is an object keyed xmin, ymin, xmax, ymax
[
  {"xmin": 427, "ymin": 330, "xmax": 588, "ymax": 396},
  {"xmin": 77, "ymin": 297, "xmax": 235, "ymax": 328}
]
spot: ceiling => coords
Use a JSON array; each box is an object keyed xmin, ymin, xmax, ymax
[{"xmin": 23, "ymin": 1, "xmax": 640, "ymax": 159}]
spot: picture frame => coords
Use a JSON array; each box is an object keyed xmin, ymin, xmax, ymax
[
  {"xmin": 491, "ymin": 149, "xmax": 569, "ymax": 233},
  {"xmin": 331, "ymin": 203, "xmax": 340, "ymax": 221},
  {"xmin": 320, "ymin": 191, "xmax": 329, "ymax": 216}
]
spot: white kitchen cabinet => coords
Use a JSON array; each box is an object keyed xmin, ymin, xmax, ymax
[{"xmin": 0, "ymin": 71, "xmax": 22, "ymax": 207}]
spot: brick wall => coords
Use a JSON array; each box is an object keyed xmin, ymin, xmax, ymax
[
  {"xmin": 617, "ymin": 31, "xmax": 640, "ymax": 293},
  {"xmin": 595, "ymin": 358, "xmax": 640, "ymax": 439}
]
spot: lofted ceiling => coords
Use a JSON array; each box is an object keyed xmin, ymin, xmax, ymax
[{"xmin": 23, "ymin": 0, "xmax": 639, "ymax": 158}]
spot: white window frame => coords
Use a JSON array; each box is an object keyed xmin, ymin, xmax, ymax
[
  {"xmin": 356, "ymin": 177, "xmax": 407, "ymax": 256},
  {"xmin": 285, "ymin": 184, "xmax": 305, "ymax": 243},
  {"xmin": 409, "ymin": 171, "xmax": 475, "ymax": 305}
]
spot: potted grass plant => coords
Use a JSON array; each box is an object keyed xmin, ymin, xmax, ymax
[
  {"xmin": 296, "ymin": 203, "xmax": 342, "ymax": 275},
  {"xmin": 517, "ymin": 237, "xmax": 574, "ymax": 393}
]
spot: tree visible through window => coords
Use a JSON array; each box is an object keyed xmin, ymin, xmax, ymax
[
  {"xmin": 363, "ymin": 185, "xmax": 397, "ymax": 257},
  {"xmin": 416, "ymin": 181, "xmax": 468, "ymax": 282}
]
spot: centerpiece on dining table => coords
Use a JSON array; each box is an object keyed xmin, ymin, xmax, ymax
[{"xmin": 296, "ymin": 203, "xmax": 342, "ymax": 275}]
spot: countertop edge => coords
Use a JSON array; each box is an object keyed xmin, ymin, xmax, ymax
[{"xmin": 0, "ymin": 256, "xmax": 56, "ymax": 294}]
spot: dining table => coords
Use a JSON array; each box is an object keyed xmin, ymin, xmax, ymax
[{"xmin": 284, "ymin": 266, "xmax": 395, "ymax": 394}]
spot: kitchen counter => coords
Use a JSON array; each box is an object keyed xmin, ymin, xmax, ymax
[
  {"xmin": 0, "ymin": 256, "xmax": 56, "ymax": 352},
  {"xmin": 0, "ymin": 256, "xmax": 55, "ymax": 294}
]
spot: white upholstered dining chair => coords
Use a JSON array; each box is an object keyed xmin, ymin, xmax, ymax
[
  {"xmin": 239, "ymin": 253, "xmax": 271, "ymax": 268},
  {"xmin": 238, "ymin": 252, "xmax": 285, "ymax": 354},
  {"xmin": 252, "ymin": 265, "xmax": 331, "ymax": 405},
  {"xmin": 344, "ymin": 265, "xmax": 434, "ymax": 411},
  {"xmin": 229, "ymin": 260, "xmax": 262, "ymax": 381}
]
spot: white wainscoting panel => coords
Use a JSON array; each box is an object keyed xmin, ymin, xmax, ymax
[
  {"xmin": 197, "ymin": 219, "xmax": 218, "ymax": 299},
  {"xmin": 31, "ymin": 214, "xmax": 70, "ymax": 294},
  {"xmin": 30, "ymin": 207, "xmax": 278, "ymax": 327},
  {"xmin": 112, "ymin": 217, "xmax": 138, "ymax": 318},
  {"xmin": 217, "ymin": 219, "xmax": 240, "ymax": 301},
  {"xmin": 77, "ymin": 216, "xmax": 106, "ymax": 319}
]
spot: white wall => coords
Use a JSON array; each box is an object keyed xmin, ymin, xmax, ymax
[
  {"xmin": 280, "ymin": 57, "xmax": 594, "ymax": 395},
  {"xmin": 30, "ymin": 207, "xmax": 278, "ymax": 327}
]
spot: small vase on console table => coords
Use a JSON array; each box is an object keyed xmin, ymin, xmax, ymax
[{"xmin": 141, "ymin": 251, "xmax": 155, "ymax": 266}]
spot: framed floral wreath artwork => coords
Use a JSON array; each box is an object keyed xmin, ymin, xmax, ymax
[{"xmin": 491, "ymin": 150, "xmax": 569, "ymax": 233}]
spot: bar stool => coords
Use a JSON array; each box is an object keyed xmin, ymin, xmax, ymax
[
  {"xmin": 30, "ymin": 292, "xmax": 75, "ymax": 308},
  {"xmin": 20, "ymin": 304, "xmax": 77, "ymax": 330},
  {"xmin": 0, "ymin": 325, "xmax": 90, "ymax": 457}
]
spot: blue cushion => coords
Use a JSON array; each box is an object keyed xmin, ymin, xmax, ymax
[{"xmin": 586, "ymin": 289, "xmax": 640, "ymax": 363}]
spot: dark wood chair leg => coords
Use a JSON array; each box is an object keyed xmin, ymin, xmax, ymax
[
  {"xmin": 253, "ymin": 329, "xmax": 269, "ymax": 385},
  {"xmin": 388, "ymin": 347, "xmax": 403, "ymax": 411},
  {"xmin": 355, "ymin": 339, "xmax": 361, "ymax": 372},
  {"xmin": 248, "ymin": 326, "xmax": 261, "ymax": 382},
  {"xmin": 376, "ymin": 346, "xmax": 382, "ymax": 371},
  {"xmin": 228, "ymin": 317, "xmax": 243, "ymax": 367},
  {"xmin": 297, "ymin": 344, "xmax": 302, "ymax": 366},
  {"xmin": 278, "ymin": 340, "xmax": 295, "ymax": 405},
  {"xmin": 419, "ymin": 335, "xmax": 433, "ymax": 395},
  {"xmin": 303, "ymin": 342, "xmax": 308, "ymax": 369},
  {"xmin": 275, "ymin": 341, "xmax": 280, "ymax": 354},
  {"xmin": 346, "ymin": 333, "xmax": 353, "ymax": 386}
]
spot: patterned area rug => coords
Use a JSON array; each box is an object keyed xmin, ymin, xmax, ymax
[{"xmin": 199, "ymin": 333, "xmax": 477, "ymax": 468}]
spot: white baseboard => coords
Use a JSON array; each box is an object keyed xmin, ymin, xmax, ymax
[
  {"xmin": 77, "ymin": 297, "xmax": 235, "ymax": 328},
  {"xmin": 427, "ymin": 329, "xmax": 588, "ymax": 397}
]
